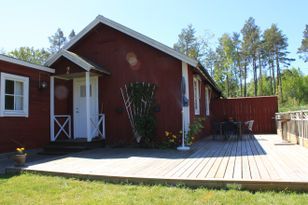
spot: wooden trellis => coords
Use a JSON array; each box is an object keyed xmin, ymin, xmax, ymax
[{"xmin": 120, "ymin": 82, "xmax": 156, "ymax": 143}]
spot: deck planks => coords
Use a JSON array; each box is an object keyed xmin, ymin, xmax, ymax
[{"xmin": 11, "ymin": 134, "xmax": 308, "ymax": 186}]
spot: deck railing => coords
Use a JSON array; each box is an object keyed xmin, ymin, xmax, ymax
[
  {"xmin": 91, "ymin": 113, "xmax": 106, "ymax": 139},
  {"xmin": 275, "ymin": 110, "xmax": 308, "ymax": 147},
  {"xmin": 51, "ymin": 114, "xmax": 105, "ymax": 141},
  {"xmin": 52, "ymin": 115, "xmax": 72, "ymax": 141}
]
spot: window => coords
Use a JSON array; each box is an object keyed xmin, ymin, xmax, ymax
[
  {"xmin": 0, "ymin": 73, "xmax": 29, "ymax": 117},
  {"xmin": 193, "ymin": 76, "xmax": 201, "ymax": 115},
  {"xmin": 205, "ymin": 86, "xmax": 210, "ymax": 116},
  {"xmin": 80, "ymin": 85, "xmax": 92, "ymax": 97}
]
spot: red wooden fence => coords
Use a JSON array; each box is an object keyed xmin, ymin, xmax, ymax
[{"xmin": 211, "ymin": 96, "xmax": 278, "ymax": 134}]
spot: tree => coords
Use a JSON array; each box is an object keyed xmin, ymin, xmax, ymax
[
  {"xmin": 231, "ymin": 32, "xmax": 244, "ymax": 96},
  {"xmin": 298, "ymin": 25, "xmax": 308, "ymax": 62},
  {"xmin": 8, "ymin": 47, "xmax": 50, "ymax": 65},
  {"xmin": 214, "ymin": 33, "xmax": 238, "ymax": 97},
  {"xmin": 48, "ymin": 28, "xmax": 67, "ymax": 54},
  {"xmin": 281, "ymin": 68, "xmax": 308, "ymax": 105},
  {"xmin": 263, "ymin": 27, "xmax": 276, "ymax": 95},
  {"xmin": 69, "ymin": 29, "xmax": 76, "ymax": 40},
  {"xmin": 173, "ymin": 24, "xmax": 207, "ymax": 60},
  {"xmin": 241, "ymin": 17, "xmax": 261, "ymax": 96},
  {"xmin": 263, "ymin": 24, "xmax": 293, "ymax": 101},
  {"xmin": 203, "ymin": 48, "xmax": 217, "ymax": 77}
]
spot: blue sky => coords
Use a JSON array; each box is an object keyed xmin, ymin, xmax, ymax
[{"xmin": 0, "ymin": 0, "xmax": 307, "ymax": 73}]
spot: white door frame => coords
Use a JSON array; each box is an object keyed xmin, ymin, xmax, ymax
[{"xmin": 73, "ymin": 74, "xmax": 99, "ymax": 141}]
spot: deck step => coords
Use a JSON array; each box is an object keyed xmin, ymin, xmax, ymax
[{"xmin": 39, "ymin": 139, "xmax": 105, "ymax": 155}]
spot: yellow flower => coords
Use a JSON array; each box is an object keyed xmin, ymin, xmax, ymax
[
  {"xmin": 179, "ymin": 131, "xmax": 182, "ymax": 134},
  {"xmin": 165, "ymin": 131, "xmax": 170, "ymax": 136},
  {"xmin": 172, "ymin": 135, "xmax": 177, "ymax": 139}
]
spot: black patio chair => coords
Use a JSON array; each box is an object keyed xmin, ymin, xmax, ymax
[
  {"xmin": 212, "ymin": 122, "xmax": 221, "ymax": 140},
  {"xmin": 223, "ymin": 121, "xmax": 237, "ymax": 140},
  {"xmin": 244, "ymin": 120, "xmax": 254, "ymax": 138}
]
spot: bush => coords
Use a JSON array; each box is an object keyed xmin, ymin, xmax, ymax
[{"xmin": 187, "ymin": 117, "xmax": 205, "ymax": 144}]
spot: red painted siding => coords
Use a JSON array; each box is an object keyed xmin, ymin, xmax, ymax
[
  {"xmin": 211, "ymin": 96, "xmax": 278, "ymax": 134},
  {"xmin": 187, "ymin": 65, "xmax": 215, "ymax": 140},
  {"xmin": 0, "ymin": 60, "xmax": 50, "ymax": 153},
  {"xmin": 54, "ymin": 23, "xmax": 184, "ymax": 145}
]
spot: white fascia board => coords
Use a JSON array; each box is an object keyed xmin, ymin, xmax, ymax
[
  {"xmin": 45, "ymin": 15, "xmax": 198, "ymax": 68},
  {"xmin": 62, "ymin": 51, "xmax": 92, "ymax": 71},
  {"xmin": 0, "ymin": 54, "xmax": 55, "ymax": 73}
]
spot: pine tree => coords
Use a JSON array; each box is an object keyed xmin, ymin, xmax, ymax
[
  {"xmin": 173, "ymin": 24, "xmax": 206, "ymax": 60},
  {"xmin": 48, "ymin": 28, "xmax": 67, "ymax": 54},
  {"xmin": 241, "ymin": 17, "xmax": 261, "ymax": 96},
  {"xmin": 69, "ymin": 29, "xmax": 76, "ymax": 40},
  {"xmin": 298, "ymin": 25, "xmax": 308, "ymax": 62}
]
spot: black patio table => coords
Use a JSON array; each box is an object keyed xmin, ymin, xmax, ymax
[{"xmin": 219, "ymin": 121, "xmax": 242, "ymax": 140}]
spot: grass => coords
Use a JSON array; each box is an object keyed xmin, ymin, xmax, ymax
[
  {"xmin": 279, "ymin": 104, "xmax": 308, "ymax": 112},
  {"xmin": 0, "ymin": 173, "xmax": 308, "ymax": 205}
]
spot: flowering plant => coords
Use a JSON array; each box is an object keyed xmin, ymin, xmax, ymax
[
  {"xmin": 160, "ymin": 131, "xmax": 181, "ymax": 148},
  {"xmin": 16, "ymin": 147, "xmax": 26, "ymax": 155}
]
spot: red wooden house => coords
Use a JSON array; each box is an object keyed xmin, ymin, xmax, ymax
[{"xmin": 0, "ymin": 15, "xmax": 222, "ymax": 153}]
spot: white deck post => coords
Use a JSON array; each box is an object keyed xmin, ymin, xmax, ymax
[
  {"xmin": 50, "ymin": 76, "xmax": 55, "ymax": 142},
  {"xmin": 85, "ymin": 72, "xmax": 91, "ymax": 142}
]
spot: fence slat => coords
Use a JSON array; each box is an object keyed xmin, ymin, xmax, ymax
[{"xmin": 211, "ymin": 96, "xmax": 278, "ymax": 134}]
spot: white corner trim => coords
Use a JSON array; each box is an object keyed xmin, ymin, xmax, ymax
[
  {"xmin": 0, "ymin": 54, "xmax": 54, "ymax": 73},
  {"xmin": 182, "ymin": 62, "xmax": 190, "ymax": 133},
  {"xmin": 45, "ymin": 15, "xmax": 198, "ymax": 67},
  {"xmin": 0, "ymin": 72, "xmax": 29, "ymax": 117}
]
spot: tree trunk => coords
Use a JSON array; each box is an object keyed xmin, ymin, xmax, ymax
[
  {"xmin": 271, "ymin": 59, "xmax": 276, "ymax": 95},
  {"xmin": 268, "ymin": 60, "xmax": 273, "ymax": 95},
  {"xmin": 239, "ymin": 64, "xmax": 243, "ymax": 96},
  {"xmin": 244, "ymin": 62, "xmax": 247, "ymax": 97},
  {"xmin": 275, "ymin": 48, "xmax": 283, "ymax": 101},
  {"xmin": 226, "ymin": 72, "xmax": 230, "ymax": 97},
  {"xmin": 258, "ymin": 54, "xmax": 262, "ymax": 96},
  {"xmin": 253, "ymin": 57, "xmax": 258, "ymax": 96}
]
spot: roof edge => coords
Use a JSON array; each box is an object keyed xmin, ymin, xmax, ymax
[
  {"xmin": 45, "ymin": 15, "xmax": 198, "ymax": 67},
  {"xmin": 0, "ymin": 54, "xmax": 55, "ymax": 73},
  {"xmin": 56, "ymin": 50, "xmax": 111, "ymax": 75}
]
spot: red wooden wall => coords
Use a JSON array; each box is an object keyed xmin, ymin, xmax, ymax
[
  {"xmin": 211, "ymin": 96, "xmax": 278, "ymax": 134},
  {"xmin": 0, "ymin": 60, "xmax": 50, "ymax": 153},
  {"xmin": 60, "ymin": 23, "xmax": 183, "ymax": 145}
]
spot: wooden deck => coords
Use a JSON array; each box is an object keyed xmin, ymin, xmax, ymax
[{"xmin": 7, "ymin": 134, "xmax": 308, "ymax": 191}]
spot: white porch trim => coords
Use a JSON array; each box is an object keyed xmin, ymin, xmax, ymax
[
  {"xmin": 182, "ymin": 62, "xmax": 190, "ymax": 134},
  {"xmin": 50, "ymin": 76, "xmax": 55, "ymax": 141},
  {"xmin": 85, "ymin": 72, "xmax": 91, "ymax": 142}
]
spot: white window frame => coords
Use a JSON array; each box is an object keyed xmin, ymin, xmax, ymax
[
  {"xmin": 205, "ymin": 86, "xmax": 210, "ymax": 116},
  {"xmin": 0, "ymin": 72, "xmax": 29, "ymax": 117},
  {"xmin": 193, "ymin": 76, "xmax": 201, "ymax": 115}
]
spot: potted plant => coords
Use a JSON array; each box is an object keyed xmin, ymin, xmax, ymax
[{"xmin": 13, "ymin": 147, "xmax": 27, "ymax": 167}]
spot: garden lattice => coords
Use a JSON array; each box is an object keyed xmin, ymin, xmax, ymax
[{"xmin": 120, "ymin": 82, "xmax": 156, "ymax": 143}]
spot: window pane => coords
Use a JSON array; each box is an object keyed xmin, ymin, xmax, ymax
[
  {"xmin": 80, "ymin": 85, "xmax": 85, "ymax": 97},
  {"xmin": 5, "ymin": 95, "xmax": 14, "ymax": 110},
  {"xmin": 15, "ymin": 96, "xmax": 24, "ymax": 110},
  {"xmin": 5, "ymin": 80, "xmax": 14, "ymax": 94},
  {"xmin": 80, "ymin": 85, "xmax": 92, "ymax": 97},
  {"xmin": 15, "ymin": 81, "xmax": 24, "ymax": 95}
]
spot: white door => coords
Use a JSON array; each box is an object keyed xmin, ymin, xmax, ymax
[{"xmin": 73, "ymin": 77, "xmax": 98, "ymax": 139}]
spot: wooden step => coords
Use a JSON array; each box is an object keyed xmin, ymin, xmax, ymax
[{"xmin": 39, "ymin": 139, "xmax": 106, "ymax": 155}]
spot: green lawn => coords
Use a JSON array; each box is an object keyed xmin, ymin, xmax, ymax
[{"xmin": 0, "ymin": 173, "xmax": 308, "ymax": 205}]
